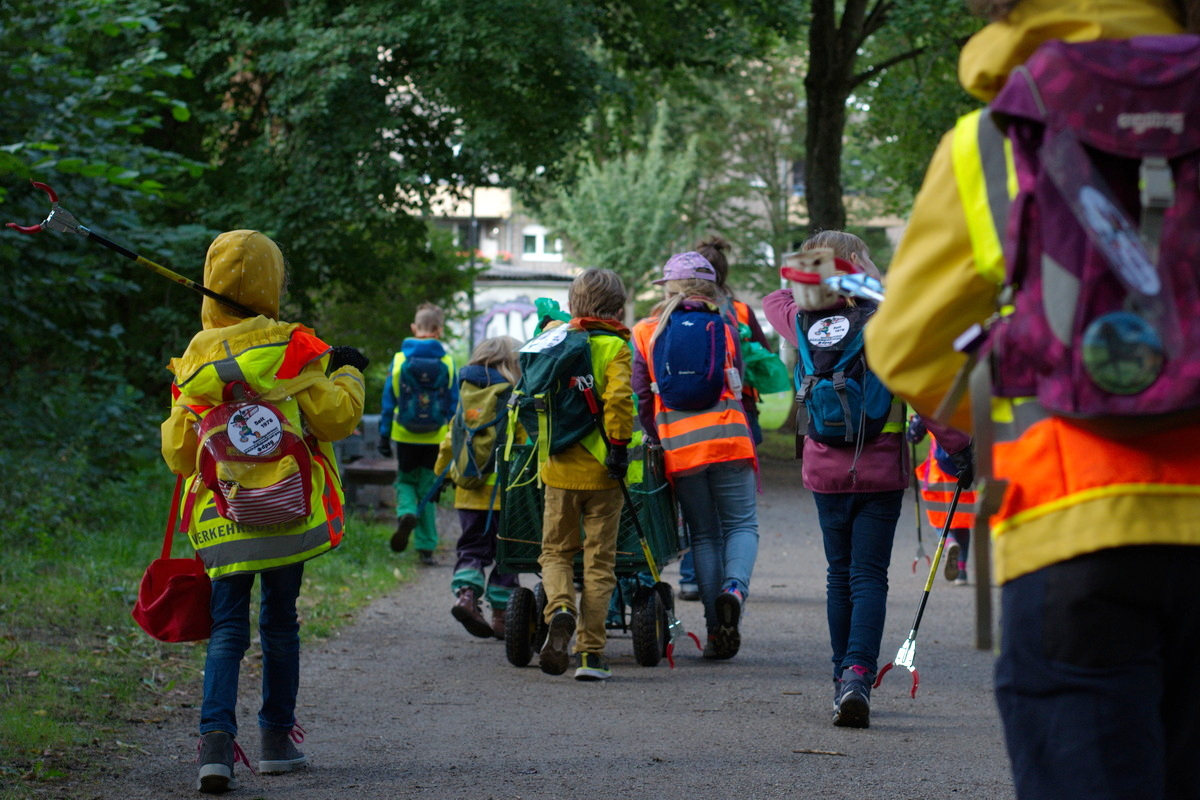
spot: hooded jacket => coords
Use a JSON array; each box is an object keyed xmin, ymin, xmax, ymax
[
  {"xmin": 161, "ymin": 231, "xmax": 365, "ymax": 577},
  {"xmin": 863, "ymin": 0, "xmax": 1198, "ymax": 584},
  {"xmin": 379, "ymin": 336, "xmax": 458, "ymax": 445}
]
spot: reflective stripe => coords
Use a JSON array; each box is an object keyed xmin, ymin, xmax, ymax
[
  {"xmin": 214, "ymin": 357, "xmax": 245, "ymax": 385},
  {"xmin": 952, "ymin": 109, "xmax": 1015, "ymax": 285},
  {"xmin": 661, "ymin": 422, "xmax": 752, "ymax": 451},
  {"xmin": 201, "ymin": 517, "xmax": 340, "ymax": 579},
  {"xmin": 655, "ymin": 398, "xmax": 745, "ymax": 427}
]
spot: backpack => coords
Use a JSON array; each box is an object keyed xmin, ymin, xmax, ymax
[
  {"xmin": 194, "ymin": 383, "xmax": 314, "ymax": 527},
  {"xmin": 448, "ymin": 375, "xmax": 511, "ymax": 490},
  {"xmin": 396, "ymin": 352, "xmax": 453, "ymax": 433},
  {"xmin": 510, "ymin": 325, "xmax": 601, "ymax": 456},
  {"xmin": 650, "ymin": 304, "xmax": 730, "ymax": 411},
  {"xmin": 793, "ymin": 304, "xmax": 893, "ymax": 446},
  {"xmin": 986, "ymin": 35, "xmax": 1200, "ymax": 428}
]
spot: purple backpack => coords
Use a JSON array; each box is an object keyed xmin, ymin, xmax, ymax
[{"xmin": 987, "ymin": 35, "xmax": 1200, "ymax": 427}]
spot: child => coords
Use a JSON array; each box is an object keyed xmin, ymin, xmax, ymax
[
  {"xmin": 762, "ymin": 230, "xmax": 907, "ymax": 729},
  {"xmin": 906, "ymin": 415, "xmax": 976, "ymax": 584},
  {"xmin": 378, "ymin": 302, "xmax": 458, "ymax": 564},
  {"xmin": 537, "ymin": 268, "xmax": 634, "ymax": 681},
  {"xmin": 434, "ymin": 336, "xmax": 525, "ymax": 638},
  {"xmin": 632, "ymin": 251, "xmax": 759, "ymax": 660},
  {"xmin": 161, "ymin": 230, "xmax": 366, "ymax": 792}
]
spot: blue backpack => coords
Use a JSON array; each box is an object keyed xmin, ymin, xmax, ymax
[
  {"xmin": 651, "ymin": 305, "xmax": 729, "ymax": 411},
  {"xmin": 793, "ymin": 304, "xmax": 893, "ymax": 446},
  {"xmin": 397, "ymin": 354, "xmax": 453, "ymax": 433}
]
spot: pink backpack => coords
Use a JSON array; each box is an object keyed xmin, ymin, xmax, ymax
[{"xmin": 987, "ymin": 35, "xmax": 1200, "ymax": 429}]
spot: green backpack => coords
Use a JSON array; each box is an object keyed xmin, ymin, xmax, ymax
[
  {"xmin": 509, "ymin": 326, "xmax": 603, "ymax": 460},
  {"xmin": 448, "ymin": 376, "xmax": 512, "ymax": 490}
]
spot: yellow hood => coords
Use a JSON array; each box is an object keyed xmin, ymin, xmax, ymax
[
  {"xmin": 959, "ymin": 0, "xmax": 1183, "ymax": 101},
  {"xmin": 201, "ymin": 230, "xmax": 284, "ymax": 329}
]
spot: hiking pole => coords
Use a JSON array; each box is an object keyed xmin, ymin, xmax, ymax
[
  {"xmin": 874, "ymin": 481, "xmax": 964, "ymax": 699},
  {"xmin": 6, "ymin": 181, "xmax": 258, "ymax": 318},
  {"xmin": 576, "ymin": 377, "xmax": 701, "ymax": 666},
  {"xmin": 911, "ymin": 440, "xmax": 930, "ymax": 574}
]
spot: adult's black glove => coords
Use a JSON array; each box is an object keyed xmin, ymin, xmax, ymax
[
  {"xmin": 905, "ymin": 414, "xmax": 927, "ymax": 445},
  {"xmin": 329, "ymin": 346, "xmax": 369, "ymax": 373},
  {"xmin": 606, "ymin": 443, "xmax": 628, "ymax": 481},
  {"xmin": 948, "ymin": 441, "xmax": 975, "ymax": 489},
  {"xmin": 377, "ymin": 436, "xmax": 393, "ymax": 458}
]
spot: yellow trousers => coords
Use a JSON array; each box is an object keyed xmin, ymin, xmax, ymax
[{"xmin": 539, "ymin": 486, "xmax": 623, "ymax": 655}]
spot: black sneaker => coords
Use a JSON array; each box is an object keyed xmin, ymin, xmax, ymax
[
  {"xmin": 712, "ymin": 588, "xmax": 744, "ymax": 659},
  {"xmin": 259, "ymin": 724, "xmax": 307, "ymax": 774},
  {"xmin": 539, "ymin": 608, "xmax": 575, "ymax": 676},
  {"xmin": 390, "ymin": 514, "xmax": 417, "ymax": 552},
  {"xmin": 574, "ymin": 652, "xmax": 612, "ymax": 681},
  {"xmin": 833, "ymin": 671, "xmax": 872, "ymax": 729}
]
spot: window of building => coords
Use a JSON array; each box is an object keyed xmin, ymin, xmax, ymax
[{"xmin": 520, "ymin": 226, "xmax": 563, "ymax": 262}]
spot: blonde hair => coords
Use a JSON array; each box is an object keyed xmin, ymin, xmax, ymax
[
  {"xmin": 802, "ymin": 230, "xmax": 868, "ymax": 262},
  {"xmin": 648, "ymin": 278, "xmax": 723, "ymax": 348},
  {"xmin": 568, "ymin": 268, "xmax": 626, "ymax": 319},
  {"xmin": 413, "ymin": 302, "xmax": 444, "ymax": 334},
  {"xmin": 468, "ymin": 336, "xmax": 521, "ymax": 384}
]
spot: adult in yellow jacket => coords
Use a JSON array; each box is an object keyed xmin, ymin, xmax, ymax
[
  {"xmin": 864, "ymin": 3, "xmax": 1200, "ymax": 798},
  {"xmin": 161, "ymin": 231, "xmax": 365, "ymax": 792}
]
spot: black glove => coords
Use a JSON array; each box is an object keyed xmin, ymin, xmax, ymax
[
  {"xmin": 329, "ymin": 346, "xmax": 369, "ymax": 373},
  {"xmin": 948, "ymin": 441, "xmax": 975, "ymax": 489},
  {"xmin": 905, "ymin": 414, "xmax": 927, "ymax": 444},
  {"xmin": 377, "ymin": 436, "xmax": 393, "ymax": 458},
  {"xmin": 605, "ymin": 443, "xmax": 628, "ymax": 481}
]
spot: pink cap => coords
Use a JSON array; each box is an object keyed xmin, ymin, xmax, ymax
[{"xmin": 653, "ymin": 251, "xmax": 718, "ymax": 284}]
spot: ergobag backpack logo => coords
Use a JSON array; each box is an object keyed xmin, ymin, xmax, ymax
[
  {"xmin": 511, "ymin": 327, "xmax": 598, "ymax": 456},
  {"xmin": 397, "ymin": 355, "xmax": 453, "ymax": 433},
  {"xmin": 985, "ymin": 35, "xmax": 1200, "ymax": 425},
  {"xmin": 794, "ymin": 305, "xmax": 892, "ymax": 446},
  {"xmin": 195, "ymin": 386, "xmax": 314, "ymax": 527},
  {"xmin": 651, "ymin": 306, "xmax": 729, "ymax": 411}
]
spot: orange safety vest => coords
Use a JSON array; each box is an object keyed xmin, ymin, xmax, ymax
[
  {"xmin": 632, "ymin": 311, "xmax": 756, "ymax": 479},
  {"xmin": 917, "ymin": 434, "xmax": 977, "ymax": 530}
]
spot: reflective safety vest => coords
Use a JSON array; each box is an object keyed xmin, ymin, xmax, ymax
[
  {"xmin": 173, "ymin": 327, "xmax": 345, "ymax": 579},
  {"xmin": 953, "ymin": 109, "xmax": 1200, "ymax": 584},
  {"xmin": 632, "ymin": 313, "xmax": 756, "ymax": 479},
  {"xmin": 917, "ymin": 434, "xmax": 977, "ymax": 530}
]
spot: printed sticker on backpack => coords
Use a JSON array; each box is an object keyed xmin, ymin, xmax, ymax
[{"xmin": 196, "ymin": 395, "xmax": 314, "ymax": 527}]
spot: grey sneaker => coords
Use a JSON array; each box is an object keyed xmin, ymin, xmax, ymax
[
  {"xmin": 197, "ymin": 731, "xmax": 239, "ymax": 793},
  {"xmin": 943, "ymin": 540, "xmax": 961, "ymax": 581},
  {"xmin": 259, "ymin": 724, "xmax": 307, "ymax": 774},
  {"xmin": 712, "ymin": 588, "xmax": 744, "ymax": 659},
  {"xmin": 833, "ymin": 669, "xmax": 872, "ymax": 729},
  {"xmin": 539, "ymin": 607, "xmax": 575, "ymax": 676}
]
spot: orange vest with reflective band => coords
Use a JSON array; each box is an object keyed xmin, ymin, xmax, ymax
[
  {"xmin": 632, "ymin": 313, "xmax": 756, "ymax": 479},
  {"xmin": 917, "ymin": 434, "xmax": 977, "ymax": 530}
]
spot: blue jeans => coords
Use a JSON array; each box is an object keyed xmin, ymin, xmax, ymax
[
  {"xmin": 674, "ymin": 462, "xmax": 759, "ymax": 634},
  {"xmin": 996, "ymin": 547, "xmax": 1200, "ymax": 800},
  {"xmin": 812, "ymin": 490, "xmax": 903, "ymax": 679},
  {"xmin": 201, "ymin": 563, "xmax": 304, "ymax": 737},
  {"xmin": 678, "ymin": 549, "xmax": 696, "ymax": 587}
]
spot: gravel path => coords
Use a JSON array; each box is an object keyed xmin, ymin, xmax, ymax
[{"xmin": 93, "ymin": 456, "xmax": 1016, "ymax": 799}]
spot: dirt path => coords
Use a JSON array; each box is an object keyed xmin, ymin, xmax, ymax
[{"xmin": 92, "ymin": 457, "xmax": 1015, "ymax": 799}]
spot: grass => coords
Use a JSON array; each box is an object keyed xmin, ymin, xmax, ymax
[{"xmin": 0, "ymin": 464, "xmax": 414, "ymax": 799}]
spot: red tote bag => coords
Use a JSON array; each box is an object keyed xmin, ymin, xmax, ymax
[{"xmin": 132, "ymin": 475, "xmax": 213, "ymax": 643}]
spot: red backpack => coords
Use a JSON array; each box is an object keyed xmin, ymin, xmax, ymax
[{"xmin": 986, "ymin": 35, "xmax": 1200, "ymax": 429}]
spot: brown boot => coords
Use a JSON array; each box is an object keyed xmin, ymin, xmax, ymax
[
  {"xmin": 490, "ymin": 607, "xmax": 506, "ymax": 641},
  {"xmin": 451, "ymin": 588, "xmax": 493, "ymax": 638}
]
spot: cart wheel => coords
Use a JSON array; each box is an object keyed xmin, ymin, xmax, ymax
[
  {"xmin": 505, "ymin": 587, "xmax": 537, "ymax": 667},
  {"xmin": 532, "ymin": 581, "xmax": 549, "ymax": 652},
  {"xmin": 631, "ymin": 589, "xmax": 665, "ymax": 667}
]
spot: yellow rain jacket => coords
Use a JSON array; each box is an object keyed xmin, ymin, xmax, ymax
[
  {"xmin": 864, "ymin": 0, "xmax": 1198, "ymax": 585},
  {"xmin": 161, "ymin": 231, "xmax": 365, "ymax": 578}
]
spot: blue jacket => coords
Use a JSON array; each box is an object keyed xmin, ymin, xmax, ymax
[{"xmin": 380, "ymin": 337, "xmax": 458, "ymax": 443}]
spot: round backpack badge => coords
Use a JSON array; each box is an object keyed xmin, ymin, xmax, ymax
[
  {"xmin": 1081, "ymin": 311, "xmax": 1163, "ymax": 395},
  {"xmin": 807, "ymin": 316, "xmax": 851, "ymax": 348},
  {"xmin": 227, "ymin": 404, "xmax": 285, "ymax": 456}
]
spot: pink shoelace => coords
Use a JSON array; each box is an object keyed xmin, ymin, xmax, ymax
[{"xmin": 195, "ymin": 735, "xmax": 257, "ymax": 776}]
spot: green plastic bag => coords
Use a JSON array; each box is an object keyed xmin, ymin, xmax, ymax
[{"xmin": 741, "ymin": 328, "xmax": 791, "ymax": 394}]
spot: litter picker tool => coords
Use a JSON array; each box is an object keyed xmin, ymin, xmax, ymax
[
  {"xmin": 6, "ymin": 181, "xmax": 258, "ymax": 318},
  {"xmin": 577, "ymin": 376, "xmax": 701, "ymax": 667},
  {"xmin": 910, "ymin": 439, "xmax": 930, "ymax": 573},
  {"xmin": 874, "ymin": 481, "xmax": 964, "ymax": 699}
]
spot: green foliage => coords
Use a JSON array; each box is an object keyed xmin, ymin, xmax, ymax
[{"xmin": 548, "ymin": 107, "xmax": 700, "ymax": 294}]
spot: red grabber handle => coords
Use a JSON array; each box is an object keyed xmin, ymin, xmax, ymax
[
  {"xmin": 6, "ymin": 181, "xmax": 60, "ymax": 233},
  {"xmin": 872, "ymin": 661, "xmax": 920, "ymax": 698}
]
